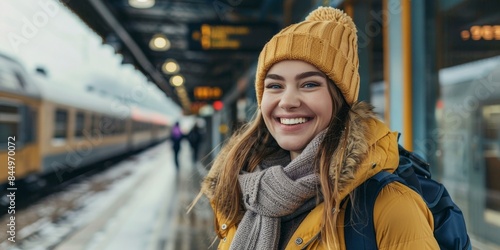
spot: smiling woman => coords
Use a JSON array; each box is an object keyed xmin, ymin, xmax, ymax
[{"xmin": 192, "ymin": 6, "xmax": 440, "ymax": 250}]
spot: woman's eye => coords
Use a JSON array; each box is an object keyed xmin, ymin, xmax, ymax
[
  {"xmin": 265, "ymin": 84, "xmax": 282, "ymax": 89},
  {"xmin": 303, "ymin": 82, "xmax": 319, "ymax": 88}
]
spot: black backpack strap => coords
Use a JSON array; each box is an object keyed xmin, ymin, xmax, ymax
[
  {"xmin": 344, "ymin": 171, "xmax": 405, "ymax": 249},
  {"xmin": 395, "ymin": 154, "xmax": 423, "ymax": 194},
  {"xmin": 398, "ymin": 144, "xmax": 431, "ymax": 178}
]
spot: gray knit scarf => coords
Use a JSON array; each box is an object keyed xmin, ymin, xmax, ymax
[{"xmin": 229, "ymin": 131, "xmax": 325, "ymax": 250}]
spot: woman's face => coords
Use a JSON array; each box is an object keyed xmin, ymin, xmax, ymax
[{"xmin": 261, "ymin": 60, "xmax": 333, "ymax": 159}]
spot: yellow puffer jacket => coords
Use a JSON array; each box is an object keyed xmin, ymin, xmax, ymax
[{"xmin": 204, "ymin": 103, "xmax": 439, "ymax": 250}]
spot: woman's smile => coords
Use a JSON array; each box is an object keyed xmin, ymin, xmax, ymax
[{"xmin": 278, "ymin": 117, "xmax": 310, "ymax": 125}]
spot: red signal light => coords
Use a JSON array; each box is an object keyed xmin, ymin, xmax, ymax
[{"xmin": 213, "ymin": 100, "xmax": 224, "ymax": 111}]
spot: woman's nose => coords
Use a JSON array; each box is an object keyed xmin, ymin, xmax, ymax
[{"xmin": 279, "ymin": 88, "xmax": 300, "ymax": 110}]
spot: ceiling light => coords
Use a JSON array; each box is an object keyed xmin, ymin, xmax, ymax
[
  {"xmin": 129, "ymin": 0, "xmax": 155, "ymax": 9},
  {"xmin": 149, "ymin": 34, "xmax": 170, "ymax": 51},
  {"xmin": 170, "ymin": 75, "xmax": 184, "ymax": 87},
  {"xmin": 162, "ymin": 59, "xmax": 179, "ymax": 74}
]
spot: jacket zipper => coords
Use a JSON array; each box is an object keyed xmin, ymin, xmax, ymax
[{"xmin": 301, "ymin": 232, "xmax": 320, "ymax": 249}]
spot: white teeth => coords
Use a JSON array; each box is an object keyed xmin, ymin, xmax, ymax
[{"xmin": 280, "ymin": 118, "xmax": 307, "ymax": 125}]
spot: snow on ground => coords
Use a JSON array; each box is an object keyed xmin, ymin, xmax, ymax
[
  {"xmin": 50, "ymin": 141, "xmax": 179, "ymax": 250},
  {"xmin": 82, "ymin": 144, "xmax": 178, "ymax": 250}
]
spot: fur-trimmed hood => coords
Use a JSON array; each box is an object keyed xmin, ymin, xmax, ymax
[
  {"xmin": 327, "ymin": 102, "xmax": 399, "ymax": 201},
  {"xmin": 202, "ymin": 101, "xmax": 399, "ymax": 203}
]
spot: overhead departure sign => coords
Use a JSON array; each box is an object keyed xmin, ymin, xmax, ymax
[{"xmin": 188, "ymin": 23, "xmax": 277, "ymax": 51}]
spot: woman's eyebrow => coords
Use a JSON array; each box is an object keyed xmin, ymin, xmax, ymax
[
  {"xmin": 265, "ymin": 71, "xmax": 325, "ymax": 81},
  {"xmin": 295, "ymin": 71, "xmax": 326, "ymax": 80},
  {"xmin": 265, "ymin": 74, "xmax": 284, "ymax": 80}
]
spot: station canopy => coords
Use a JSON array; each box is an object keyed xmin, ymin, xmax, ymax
[{"xmin": 61, "ymin": 0, "xmax": 316, "ymax": 114}]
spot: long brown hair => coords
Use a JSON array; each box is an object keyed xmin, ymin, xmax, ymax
[
  {"xmin": 207, "ymin": 79, "xmax": 351, "ymax": 247},
  {"xmin": 317, "ymin": 81, "xmax": 351, "ymax": 248}
]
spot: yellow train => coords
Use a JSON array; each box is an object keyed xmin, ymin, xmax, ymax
[{"xmin": 0, "ymin": 53, "xmax": 174, "ymax": 198}]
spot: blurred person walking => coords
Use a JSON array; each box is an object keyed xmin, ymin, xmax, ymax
[
  {"xmin": 170, "ymin": 121, "xmax": 184, "ymax": 170},
  {"xmin": 187, "ymin": 122, "xmax": 203, "ymax": 164}
]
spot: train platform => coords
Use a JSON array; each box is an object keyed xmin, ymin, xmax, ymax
[
  {"xmin": 54, "ymin": 141, "xmax": 216, "ymax": 250},
  {"xmin": 2, "ymin": 141, "xmax": 217, "ymax": 250}
]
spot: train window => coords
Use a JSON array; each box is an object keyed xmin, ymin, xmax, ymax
[
  {"xmin": 110, "ymin": 118, "xmax": 117, "ymax": 134},
  {"xmin": 91, "ymin": 114, "xmax": 98, "ymax": 135},
  {"xmin": 113, "ymin": 118, "xmax": 119, "ymax": 134},
  {"xmin": 100, "ymin": 116, "xmax": 108, "ymax": 134},
  {"xmin": 116, "ymin": 118, "xmax": 125, "ymax": 134},
  {"xmin": 100, "ymin": 116, "xmax": 115, "ymax": 135},
  {"xmin": 114, "ymin": 118, "xmax": 122, "ymax": 134},
  {"xmin": 0, "ymin": 103, "xmax": 18, "ymax": 114},
  {"xmin": 54, "ymin": 109, "xmax": 68, "ymax": 139},
  {"xmin": 21, "ymin": 106, "xmax": 36, "ymax": 143},
  {"xmin": 0, "ymin": 103, "xmax": 20, "ymax": 148},
  {"xmin": 135, "ymin": 121, "xmax": 147, "ymax": 131},
  {"xmin": 0, "ymin": 123, "xmax": 18, "ymax": 146},
  {"xmin": 132, "ymin": 121, "xmax": 138, "ymax": 131},
  {"xmin": 75, "ymin": 112, "xmax": 85, "ymax": 138}
]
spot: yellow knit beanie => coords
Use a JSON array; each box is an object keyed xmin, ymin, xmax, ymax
[{"xmin": 255, "ymin": 6, "xmax": 359, "ymax": 105}]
